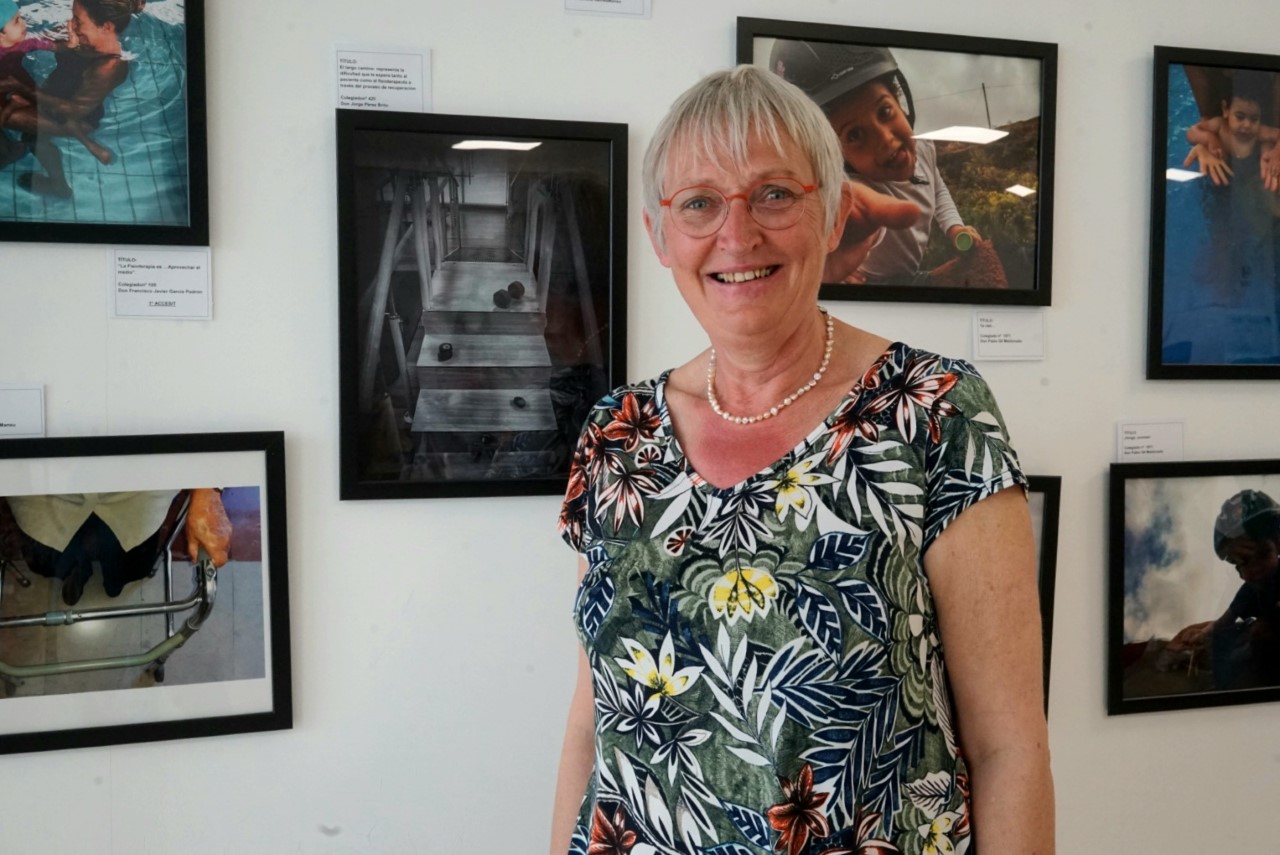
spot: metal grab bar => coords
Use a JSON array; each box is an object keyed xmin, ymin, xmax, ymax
[{"xmin": 0, "ymin": 557, "xmax": 217, "ymax": 681}]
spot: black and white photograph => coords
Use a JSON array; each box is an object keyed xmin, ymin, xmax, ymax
[
  {"xmin": 0, "ymin": 432, "xmax": 290, "ymax": 754},
  {"xmin": 1149, "ymin": 46, "xmax": 1280, "ymax": 379},
  {"xmin": 337, "ymin": 110, "xmax": 627, "ymax": 500},
  {"xmin": 0, "ymin": 0, "xmax": 208, "ymax": 246},
  {"xmin": 738, "ymin": 18, "xmax": 1056, "ymax": 305},
  {"xmin": 1109, "ymin": 460, "xmax": 1280, "ymax": 715}
]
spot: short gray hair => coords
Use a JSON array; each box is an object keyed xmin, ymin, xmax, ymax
[{"xmin": 642, "ymin": 64, "xmax": 845, "ymax": 251}]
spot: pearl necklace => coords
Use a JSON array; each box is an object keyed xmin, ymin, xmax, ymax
[{"xmin": 706, "ymin": 307, "xmax": 834, "ymax": 426}]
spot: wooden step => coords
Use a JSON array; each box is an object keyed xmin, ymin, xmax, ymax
[
  {"xmin": 428, "ymin": 261, "xmax": 537, "ymax": 313},
  {"xmin": 411, "ymin": 387, "xmax": 557, "ymax": 433},
  {"xmin": 421, "ymin": 310, "xmax": 546, "ymax": 336},
  {"xmin": 417, "ymin": 334, "xmax": 552, "ymax": 389},
  {"xmin": 401, "ymin": 450, "xmax": 560, "ymax": 482}
]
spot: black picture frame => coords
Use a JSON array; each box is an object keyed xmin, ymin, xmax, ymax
[
  {"xmin": 1109, "ymin": 459, "xmax": 1280, "ymax": 715},
  {"xmin": 738, "ymin": 18, "xmax": 1056, "ymax": 305},
  {"xmin": 0, "ymin": 431, "xmax": 290, "ymax": 754},
  {"xmin": 0, "ymin": 0, "xmax": 208, "ymax": 246},
  {"xmin": 1027, "ymin": 475, "xmax": 1060, "ymax": 708},
  {"xmin": 1147, "ymin": 46, "xmax": 1280, "ymax": 379},
  {"xmin": 337, "ymin": 109, "xmax": 627, "ymax": 500}
]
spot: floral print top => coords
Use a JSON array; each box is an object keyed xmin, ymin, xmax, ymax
[{"xmin": 558, "ymin": 342, "xmax": 1026, "ymax": 855}]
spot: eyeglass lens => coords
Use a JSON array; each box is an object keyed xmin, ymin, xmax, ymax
[{"xmin": 665, "ymin": 178, "xmax": 811, "ymax": 237}]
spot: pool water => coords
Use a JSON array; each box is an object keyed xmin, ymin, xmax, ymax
[
  {"xmin": 1161, "ymin": 63, "xmax": 1280, "ymax": 365},
  {"xmin": 0, "ymin": 0, "xmax": 191, "ymax": 227}
]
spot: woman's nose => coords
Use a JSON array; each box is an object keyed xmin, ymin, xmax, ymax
[{"xmin": 716, "ymin": 196, "xmax": 762, "ymax": 249}]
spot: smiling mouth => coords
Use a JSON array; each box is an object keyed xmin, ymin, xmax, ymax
[{"xmin": 713, "ymin": 266, "xmax": 777, "ymax": 284}]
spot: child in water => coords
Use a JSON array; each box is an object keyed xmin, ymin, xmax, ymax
[
  {"xmin": 0, "ymin": 0, "xmax": 140, "ymax": 195},
  {"xmin": 0, "ymin": 0, "xmax": 57, "ymax": 162},
  {"xmin": 770, "ymin": 40, "xmax": 982, "ymax": 285},
  {"xmin": 1211, "ymin": 489, "xmax": 1280, "ymax": 689},
  {"xmin": 1171, "ymin": 71, "xmax": 1280, "ymax": 362},
  {"xmin": 1185, "ymin": 73, "xmax": 1280, "ymax": 186}
]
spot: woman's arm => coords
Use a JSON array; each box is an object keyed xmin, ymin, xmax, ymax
[
  {"xmin": 1, "ymin": 55, "xmax": 129, "ymax": 122},
  {"xmin": 549, "ymin": 558, "xmax": 595, "ymax": 854},
  {"xmin": 1186, "ymin": 118, "xmax": 1226, "ymax": 162},
  {"xmin": 924, "ymin": 487, "xmax": 1054, "ymax": 855}
]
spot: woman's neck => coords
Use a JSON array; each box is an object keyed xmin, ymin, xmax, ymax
[{"xmin": 707, "ymin": 306, "xmax": 832, "ymax": 420}]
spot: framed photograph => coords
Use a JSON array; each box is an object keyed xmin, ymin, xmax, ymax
[
  {"xmin": 737, "ymin": 18, "xmax": 1056, "ymax": 305},
  {"xmin": 0, "ymin": 0, "xmax": 208, "ymax": 246},
  {"xmin": 1109, "ymin": 459, "xmax": 1280, "ymax": 715},
  {"xmin": 0, "ymin": 432, "xmax": 290, "ymax": 754},
  {"xmin": 1148, "ymin": 47, "xmax": 1280, "ymax": 378},
  {"xmin": 1028, "ymin": 475, "xmax": 1060, "ymax": 706},
  {"xmin": 337, "ymin": 109, "xmax": 627, "ymax": 500}
]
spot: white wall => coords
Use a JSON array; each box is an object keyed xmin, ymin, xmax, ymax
[{"xmin": 1, "ymin": 0, "xmax": 1277, "ymax": 852}]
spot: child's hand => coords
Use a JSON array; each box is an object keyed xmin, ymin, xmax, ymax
[
  {"xmin": 821, "ymin": 181, "xmax": 921, "ymax": 282},
  {"xmin": 1185, "ymin": 143, "xmax": 1232, "ymax": 186},
  {"xmin": 1262, "ymin": 140, "xmax": 1280, "ymax": 193},
  {"xmin": 946, "ymin": 224, "xmax": 982, "ymax": 252}
]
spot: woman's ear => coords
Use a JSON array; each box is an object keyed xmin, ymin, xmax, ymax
[
  {"xmin": 643, "ymin": 210, "xmax": 672, "ymax": 268},
  {"xmin": 826, "ymin": 180, "xmax": 856, "ymax": 254}
]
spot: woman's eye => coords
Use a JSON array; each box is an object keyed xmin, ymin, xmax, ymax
[
  {"xmin": 679, "ymin": 195, "xmax": 715, "ymax": 212},
  {"xmin": 759, "ymin": 186, "xmax": 794, "ymax": 202}
]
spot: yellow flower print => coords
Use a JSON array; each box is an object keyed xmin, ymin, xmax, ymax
[
  {"xmin": 762, "ymin": 454, "xmax": 836, "ymax": 524},
  {"xmin": 614, "ymin": 632, "xmax": 703, "ymax": 698},
  {"xmin": 709, "ymin": 567, "xmax": 779, "ymax": 624},
  {"xmin": 918, "ymin": 810, "xmax": 964, "ymax": 855}
]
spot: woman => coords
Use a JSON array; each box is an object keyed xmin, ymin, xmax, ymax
[
  {"xmin": 0, "ymin": 0, "xmax": 139, "ymax": 195},
  {"xmin": 552, "ymin": 66, "xmax": 1052, "ymax": 854}
]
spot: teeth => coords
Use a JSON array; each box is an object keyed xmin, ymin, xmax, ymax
[{"xmin": 715, "ymin": 267, "xmax": 774, "ymax": 283}]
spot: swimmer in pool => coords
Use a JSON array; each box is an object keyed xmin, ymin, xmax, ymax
[{"xmin": 0, "ymin": 0, "xmax": 142, "ymax": 196}]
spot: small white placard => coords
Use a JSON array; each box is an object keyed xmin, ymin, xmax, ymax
[
  {"xmin": 1117, "ymin": 419, "xmax": 1184, "ymax": 463},
  {"xmin": 565, "ymin": 0, "xmax": 651, "ymax": 18},
  {"xmin": 110, "ymin": 248, "xmax": 212, "ymax": 320},
  {"xmin": 0, "ymin": 386, "xmax": 44, "ymax": 438},
  {"xmin": 335, "ymin": 48, "xmax": 429, "ymax": 112},
  {"xmin": 972, "ymin": 310, "xmax": 1045, "ymax": 360}
]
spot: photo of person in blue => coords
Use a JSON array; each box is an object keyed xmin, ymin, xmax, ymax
[
  {"xmin": 1160, "ymin": 62, "xmax": 1280, "ymax": 367},
  {"xmin": 0, "ymin": 0, "xmax": 193, "ymax": 227}
]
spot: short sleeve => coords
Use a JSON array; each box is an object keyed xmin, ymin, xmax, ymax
[
  {"xmin": 922, "ymin": 364, "xmax": 1026, "ymax": 553},
  {"xmin": 558, "ymin": 411, "xmax": 604, "ymax": 555},
  {"xmin": 558, "ymin": 381, "xmax": 663, "ymax": 554}
]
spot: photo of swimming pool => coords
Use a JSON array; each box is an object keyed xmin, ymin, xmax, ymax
[
  {"xmin": 0, "ymin": 0, "xmax": 205, "ymax": 242},
  {"xmin": 1156, "ymin": 57, "xmax": 1280, "ymax": 371}
]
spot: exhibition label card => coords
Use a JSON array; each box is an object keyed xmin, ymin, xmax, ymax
[
  {"xmin": 972, "ymin": 309, "xmax": 1045, "ymax": 360},
  {"xmin": 0, "ymin": 386, "xmax": 45, "ymax": 437},
  {"xmin": 336, "ymin": 48, "xmax": 429, "ymax": 112},
  {"xmin": 1117, "ymin": 420, "xmax": 1184, "ymax": 463},
  {"xmin": 565, "ymin": 0, "xmax": 652, "ymax": 18},
  {"xmin": 110, "ymin": 248, "xmax": 212, "ymax": 321}
]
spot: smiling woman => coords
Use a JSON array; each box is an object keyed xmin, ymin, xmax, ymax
[{"xmin": 550, "ymin": 65, "xmax": 1053, "ymax": 855}]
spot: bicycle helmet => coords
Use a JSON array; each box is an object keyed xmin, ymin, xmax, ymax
[
  {"xmin": 1214, "ymin": 489, "xmax": 1280, "ymax": 558},
  {"xmin": 768, "ymin": 39, "xmax": 916, "ymax": 127}
]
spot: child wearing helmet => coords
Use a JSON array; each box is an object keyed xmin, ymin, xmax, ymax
[
  {"xmin": 770, "ymin": 39, "xmax": 982, "ymax": 285},
  {"xmin": 1210, "ymin": 489, "xmax": 1280, "ymax": 688}
]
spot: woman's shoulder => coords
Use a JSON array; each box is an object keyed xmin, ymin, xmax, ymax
[
  {"xmin": 581, "ymin": 372, "xmax": 670, "ymax": 422},
  {"xmin": 873, "ymin": 341, "xmax": 1001, "ymax": 403}
]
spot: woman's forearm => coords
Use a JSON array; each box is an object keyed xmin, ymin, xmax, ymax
[
  {"xmin": 550, "ymin": 646, "xmax": 596, "ymax": 854},
  {"xmin": 967, "ymin": 744, "xmax": 1055, "ymax": 854}
]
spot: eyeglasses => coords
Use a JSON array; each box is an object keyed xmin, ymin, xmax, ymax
[{"xmin": 659, "ymin": 177, "xmax": 819, "ymax": 238}]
